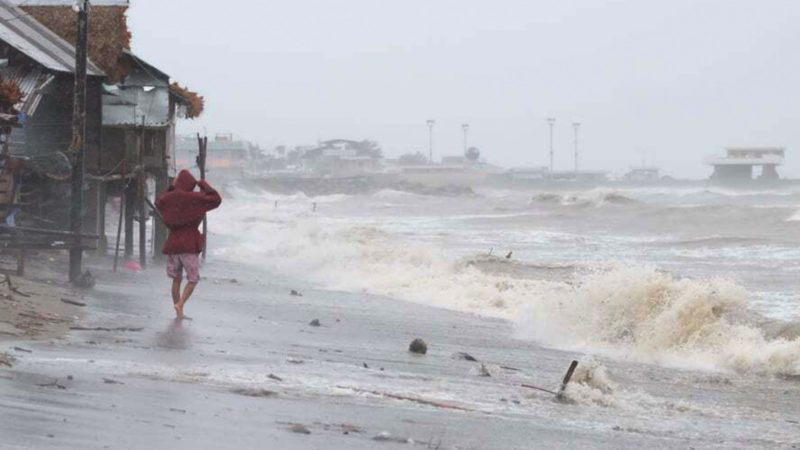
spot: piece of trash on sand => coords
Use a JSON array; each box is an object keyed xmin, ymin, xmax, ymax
[
  {"xmin": 308, "ymin": 319, "xmax": 320, "ymax": 327},
  {"xmin": 373, "ymin": 431, "xmax": 414, "ymax": 444},
  {"xmin": 0, "ymin": 352, "xmax": 14, "ymax": 367},
  {"xmin": 341, "ymin": 424, "xmax": 362, "ymax": 434},
  {"xmin": 290, "ymin": 289, "xmax": 303, "ymax": 297},
  {"xmin": 477, "ymin": 363, "xmax": 492, "ymax": 377},
  {"xmin": 231, "ymin": 388, "xmax": 276, "ymax": 398},
  {"xmin": 289, "ymin": 423, "xmax": 311, "ymax": 434},
  {"xmin": 103, "ymin": 378, "xmax": 124, "ymax": 385},
  {"xmin": 60, "ymin": 298, "xmax": 87, "ymax": 307},
  {"xmin": 408, "ymin": 338, "xmax": 427, "ymax": 355},
  {"xmin": 452, "ymin": 351, "xmax": 478, "ymax": 361},
  {"xmin": 267, "ymin": 373, "xmax": 283, "ymax": 382},
  {"xmin": 124, "ymin": 261, "xmax": 142, "ymax": 273}
]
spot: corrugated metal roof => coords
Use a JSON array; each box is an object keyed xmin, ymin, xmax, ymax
[
  {"xmin": 102, "ymin": 85, "xmax": 170, "ymax": 127},
  {"xmin": 9, "ymin": 1, "xmax": 128, "ymax": 6},
  {"xmin": 0, "ymin": 0, "xmax": 103, "ymax": 76},
  {"xmin": 0, "ymin": 65, "xmax": 55, "ymax": 116}
]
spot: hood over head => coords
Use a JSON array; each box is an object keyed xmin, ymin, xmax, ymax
[{"xmin": 174, "ymin": 170, "xmax": 197, "ymax": 192}]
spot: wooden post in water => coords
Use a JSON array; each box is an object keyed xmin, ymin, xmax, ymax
[{"xmin": 555, "ymin": 360, "xmax": 579, "ymax": 401}]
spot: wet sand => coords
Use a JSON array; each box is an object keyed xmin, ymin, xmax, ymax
[
  {"xmin": 1, "ymin": 257, "xmax": 799, "ymax": 449},
  {"xmin": 0, "ymin": 272, "xmax": 82, "ymax": 346}
]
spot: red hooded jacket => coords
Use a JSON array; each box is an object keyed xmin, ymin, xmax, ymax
[{"xmin": 155, "ymin": 170, "xmax": 222, "ymax": 255}]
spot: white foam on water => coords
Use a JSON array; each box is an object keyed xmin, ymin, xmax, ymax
[
  {"xmin": 515, "ymin": 266, "xmax": 800, "ymax": 375},
  {"xmin": 212, "ymin": 189, "xmax": 800, "ymax": 377},
  {"xmin": 787, "ymin": 208, "xmax": 800, "ymax": 222}
]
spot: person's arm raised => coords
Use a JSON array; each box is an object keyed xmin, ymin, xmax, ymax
[{"xmin": 196, "ymin": 179, "xmax": 222, "ymax": 211}]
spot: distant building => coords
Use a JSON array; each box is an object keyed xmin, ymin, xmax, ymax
[
  {"xmin": 548, "ymin": 170, "xmax": 608, "ymax": 182},
  {"xmin": 300, "ymin": 139, "xmax": 382, "ymax": 177},
  {"xmin": 506, "ymin": 167, "xmax": 549, "ymax": 181},
  {"xmin": 624, "ymin": 167, "xmax": 660, "ymax": 182},
  {"xmin": 706, "ymin": 147, "xmax": 785, "ymax": 183},
  {"xmin": 175, "ymin": 134, "xmax": 258, "ymax": 180},
  {"xmin": 441, "ymin": 155, "xmax": 465, "ymax": 165}
]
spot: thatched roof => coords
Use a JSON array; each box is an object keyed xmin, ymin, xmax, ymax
[
  {"xmin": 20, "ymin": 5, "xmax": 130, "ymax": 82},
  {"xmin": 170, "ymin": 82, "xmax": 204, "ymax": 119},
  {"xmin": 0, "ymin": 76, "xmax": 23, "ymax": 112},
  {"xmin": 21, "ymin": 4, "xmax": 205, "ymax": 118}
]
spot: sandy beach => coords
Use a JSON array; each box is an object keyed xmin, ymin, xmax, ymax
[
  {"xmin": 1, "ymin": 252, "xmax": 799, "ymax": 449},
  {"xmin": 0, "ymin": 265, "xmax": 83, "ymax": 367}
]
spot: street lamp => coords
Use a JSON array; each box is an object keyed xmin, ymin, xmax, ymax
[
  {"xmin": 547, "ymin": 118, "xmax": 556, "ymax": 174},
  {"xmin": 572, "ymin": 122, "xmax": 580, "ymax": 173},
  {"xmin": 426, "ymin": 119, "xmax": 435, "ymax": 163},
  {"xmin": 462, "ymin": 123, "xmax": 469, "ymax": 154}
]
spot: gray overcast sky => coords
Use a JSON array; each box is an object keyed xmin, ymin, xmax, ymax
[{"xmin": 127, "ymin": 0, "xmax": 800, "ymax": 178}]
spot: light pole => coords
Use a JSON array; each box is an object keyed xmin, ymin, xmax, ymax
[
  {"xmin": 547, "ymin": 118, "xmax": 556, "ymax": 174},
  {"xmin": 462, "ymin": 123, "xmax": 469, "ymax": 155},
  {"xmin": 572, "ymin": 122, "xmax": 580, "ymax": 173},
  {"xmin": 426, "ymin": 119, "xmax": 435, "ymax": 163}
]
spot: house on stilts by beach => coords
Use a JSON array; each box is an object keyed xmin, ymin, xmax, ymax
[{"xmin": 0, "ymin": 0, "xmax": 204, "ymax": 277}]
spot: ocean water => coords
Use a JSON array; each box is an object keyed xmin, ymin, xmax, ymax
[{"xmin": 212, "ymin": 184, "xmax": 800, "ymax": 377}]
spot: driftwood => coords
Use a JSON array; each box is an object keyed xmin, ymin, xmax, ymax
[
  {"xmin": 520, "ymin": 383, "xmax": 557, "ymax": 395},
  {"xmin": 60, "ymin": 298, "xmax": 87, "ymax": 307},
  {"xmin": 70, "ymin": 326, "xmax": 143, "ymax": 332},
  {"xmin": 0, "ymin": 274, "xmax": 30, "ymax": 297},
  {"xmin": 521, "ymin": 360, "xmax": 579, "ymax": 401},
  {"xmin": 337, "ymin": 386, "xmax": 475, "ymax": 412},
  {"xmin": 37, "ymin": 379, "xmax": 67, "ymax": 389}
]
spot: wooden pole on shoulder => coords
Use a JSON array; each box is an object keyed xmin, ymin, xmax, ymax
[{"xmin": 196, "ymin": 133, "xmax": 208, "ymax": 260}]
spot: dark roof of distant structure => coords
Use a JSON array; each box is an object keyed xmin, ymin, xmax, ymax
[
  {"xmin": 320, "ymin": 139, "xmax": 361, "ymax": 146},
  {"xmin": 725, "ymin": 147, "xmax": 785, "ymax": 153},
  {"xmin": 0, "ymin": 0, "xmax": 103, "ymax": 75},
  {"xmin": 123, "ymin": 50, "xmax": 169, "ymax": 82}
]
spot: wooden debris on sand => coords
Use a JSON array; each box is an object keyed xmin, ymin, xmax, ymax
[
  {"xmin": 337, "ymin": 386, "xmax": 474, "ymax": 412},
  {"xmin": 70, "ymin": 326, "xmax": 143, "ymax": 332},
  {"xmin": 230, "ymin": 388, "xmax": 277, "ymax": 398},
  {"xmin": 520, "ymin": 360, "xmax": 579, "ymax": 401},
  {"xmin": 60, "ymin": 298, "xmax": 87, "ymax": 307}
]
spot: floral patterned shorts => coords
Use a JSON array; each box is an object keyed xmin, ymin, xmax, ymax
[{"xmin": 166, "ymin": 253, "xmax": 200, "ymax": 283}]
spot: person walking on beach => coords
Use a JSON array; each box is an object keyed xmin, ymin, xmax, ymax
[{"xmin": 155, "ymin": 170, "xmax": 222, "ymax": 318}]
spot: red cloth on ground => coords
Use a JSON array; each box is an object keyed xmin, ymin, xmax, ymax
[{"xmin": 155, "ymin": 170, "xmax": 222, "ymax": 255}]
